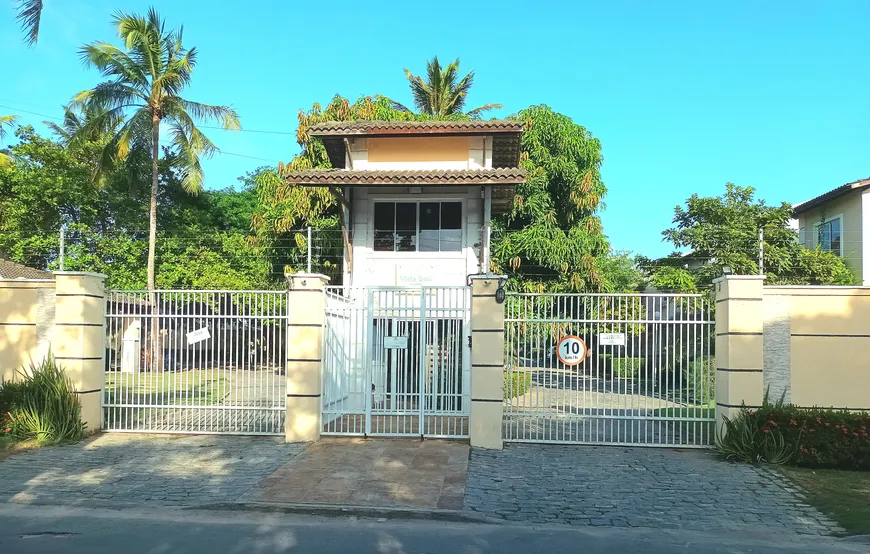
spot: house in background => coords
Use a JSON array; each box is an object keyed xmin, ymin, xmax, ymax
[{"xmin": 794, "ymin": 177, "xmax": 870, "ymax": 285}]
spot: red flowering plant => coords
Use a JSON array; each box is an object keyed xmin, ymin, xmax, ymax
[{"xmin": 716, "ymin": 388, "xmax": 870, "ymax": 469}]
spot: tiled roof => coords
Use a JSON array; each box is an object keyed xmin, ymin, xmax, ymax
[
  {"xmin": 308, "ymin": 119, "xmax": 524, "ymax": 136},
  {"xmin": 0, "ymin": 258, "xmax": 54, "ymax": 280},
  {"xmin": 281, "ymin": 168, "xmax": 527, "ymax": 186},
  {"xmin": 793, "ymin": 177, "xmax": 870, "ymax": 215}
]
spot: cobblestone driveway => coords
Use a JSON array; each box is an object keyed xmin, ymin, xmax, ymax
[
  {"xmin": 465, "ymin": 444, "xmax": 841, "ymax": 535},
  {"xmin": 0, "ymin": 434, "xmax": 305, "ymax": 507}
]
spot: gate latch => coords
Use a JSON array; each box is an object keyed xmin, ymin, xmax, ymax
[{"xmin": 467, "ymin": 335, "xmax": 472, "ymax": 348}]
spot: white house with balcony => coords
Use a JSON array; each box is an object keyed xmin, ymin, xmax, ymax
[{"xmin": 282, "ymin": 120, "xmax": 526, "ymax": 287}]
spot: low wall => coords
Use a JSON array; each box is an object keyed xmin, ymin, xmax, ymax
[
  {"xmin": 716, "ymin": 275, "xmax": 870, "ymax": 430},
  {"xmin": 0, "ymin": 278, "xmax": 56, "ymax": 382},
  {"xmin": 764, "ymin": 286, "xmax": 870, "ymax": 411}
]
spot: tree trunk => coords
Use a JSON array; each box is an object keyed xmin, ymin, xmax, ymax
[{"xmin": 147, "ymin": 116, "xmax": 162, "ymax": 372}]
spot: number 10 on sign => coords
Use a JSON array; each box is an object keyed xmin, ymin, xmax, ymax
[{"xmin": 557, "ymin": 335, "xmax": 587, "ymax": 366}]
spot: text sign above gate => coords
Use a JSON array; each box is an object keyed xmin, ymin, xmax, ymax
[
  {"xmin": 383, "ymin": 336, "xmax": 409, "ymax": 349},
  {"xmin": 599, "ymin": 333, "xmax": 626, "ymax": 346}
]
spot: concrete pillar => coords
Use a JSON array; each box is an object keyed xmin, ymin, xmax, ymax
[
  {"xmin": 714, "ymin": 275, "xmax": 765, "ymax": 434},
  {"xmin": 53, "ymin": 271, "xmax": 107, "ymax": 432},
  {"xmin": 469, "ymin": 275, "xmax": 505, "ymax": 449},
  {"xmin": 285, "ymin": 273, "xmax": 329, "ymax": 442}
]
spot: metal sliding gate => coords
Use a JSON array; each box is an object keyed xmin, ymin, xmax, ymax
[
  {"xmin": 503, "ymin": 293, "xmax": 715, "ymax": 447},
  {"xmin": 103, "ymin": 290, "xmax": 288, "ymax": 435},
  {"xmin": 322, "ymin": 286, "xmax": 471, "ymax": 438}
]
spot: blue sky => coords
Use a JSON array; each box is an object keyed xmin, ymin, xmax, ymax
[{"xmin": 2, "ymin": 0, "xmax": 868, "ymax": 257}]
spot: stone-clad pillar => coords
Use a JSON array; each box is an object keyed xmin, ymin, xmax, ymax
[
  {"xmin": 53, "ymin": 271, "xmax": 107, "ymax": 432},
  {"xmin": 469, "ymin": 275, "xmax": 505, "ymax": 449},
  {"xmin": 714, "ymin": 275, "xmax": 765, "ymax": 434},
  {"xmin": 285, "ymin": 273, "xmax": 329, "ymax": 442}
]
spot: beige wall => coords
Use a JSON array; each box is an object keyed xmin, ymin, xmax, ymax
[
  {"xmin": 798, "ymin": 190, "xmax": 863, "ymax": 284},
  {"xmin": 764, "ymin": 286, "xmax": 870, "ymax": 410},
  {"xmin": 0, "ymin": 279, "xmax": 56, "ymax": 382},
  {"xmin": 347, "ymin": 136, "xmax": 492, "ymax": 170}
]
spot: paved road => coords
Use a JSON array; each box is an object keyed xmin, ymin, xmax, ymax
[
  {"xmin": 466, "ymin": 444, "xmax": 841, "ymax": 535},
  {"xmin": 0, "ymin": 505, "xmax": 866, "ymax": 554}
]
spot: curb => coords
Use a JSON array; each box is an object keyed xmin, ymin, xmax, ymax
[{"xmin": 194, "ymin": 500, "xmax": 500, "ymax": 524}]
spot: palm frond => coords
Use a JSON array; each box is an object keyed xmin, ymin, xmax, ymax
[
  {"xmin": 0, "ymin": 115, "xmax": 20, "ymax": 140},
  {"xmin": 16, "ymin": 0, "xmax": 43, "ymax": 47},
  {"xmin": 403, "ymin": 56, "xmax": 498, "ymax": 117},
  {"xmin": 465, "ymin": 103, "xmax": 504, "ymax": 118}
]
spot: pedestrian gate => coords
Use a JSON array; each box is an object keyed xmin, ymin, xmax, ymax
[
  {"xmin": 103, "ymin": 290, "xmax": 287, "ymax": 435},
  {"xmin": 321, "ymin": 286, "xmax": 471, "ymax": 438}
]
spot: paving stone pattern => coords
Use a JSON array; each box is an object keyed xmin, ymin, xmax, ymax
[
  {"xmin": 250, "ymin": 438, "xmax": 469, "ymax": 510},
  {"xmin": 465, "ymin": 444, "xmax": 842, "ymax": 535},
  {"xmin": 0, "ymin": 434, "xmax": 305, "ymax": 507}
]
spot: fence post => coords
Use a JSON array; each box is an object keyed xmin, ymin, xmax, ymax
[
  {"xmin": 714, "ymin": 275, "xmax": 765, "ymax": 436},
  {"xmin": 469, "ymin": 275, "xmax": 505, "ymax": 449},
  {"xmin": 53, "ymin": 271, "xmax": 107, "ymax": 432},
  {"xmin": 285, "ymin": 273, "xmax": 329, "ymax": 442}
]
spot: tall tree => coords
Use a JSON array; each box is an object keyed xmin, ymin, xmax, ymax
[
  {"xmin": 644, "ymin": 183, "xmax": 853, "ymax": 290},
  {"xmin": 73, "ymin": 8, "xmax": 240, "ymax": 290},
  {"xmin": 398, "ymin": 57, "xmax": 502, "ymax": 118},
  {"xmin": 491, "ymin": 105, "xmax": 609, "ymax": 291},
  {"xmin": 15, "ymin": 0, "xmax": 43, "ymax": 46}
]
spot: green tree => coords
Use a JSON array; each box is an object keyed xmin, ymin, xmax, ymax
[
  {"xmin": 397, "ymin": 57, "xmax": 502, "ymax": 118},
  {"xmin": 491, "ymin": 105, "xmax": 609, "ymax": 291},
  {"xmin": 0, "ymin": 115, "xmax": 19, "ymax": 167},
  {"xmin": 73, "ymin": 8, "xmax": 240, "ymax": 290},
  {"xmin": 15, "ymin": 0, "xmax": 43, "ymax": 46},
  {"xmin": 648, "ymin": 183, "xmax": 853, "ymax": 290}
]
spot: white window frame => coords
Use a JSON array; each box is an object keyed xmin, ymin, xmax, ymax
[
  {"xmin": 813, "ymin": 213, "xmax": 844, "ymax": 257},
  {"xmin": 369, "ymin": 197, "xmax": 466, "ymax": 259}
]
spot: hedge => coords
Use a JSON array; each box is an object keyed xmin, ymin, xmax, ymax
[
  {"xmin": 716, "ymin": 394, "xmax": 870, "ymax": 470},
  {"xmin": 504, "ymin": 372, "xmax": 532, "ymax": 400},
  {"xmin": 612, "ymin": 357, "xmax": 645, "ymax": 379}
]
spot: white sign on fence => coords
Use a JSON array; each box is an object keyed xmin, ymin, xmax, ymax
[
  {"xmin": 186, "ymin": 327, "xmax": 211, "ymax": 345},
  {"xmin": 383, "ymin": 336, "xmax": 409, "ymax": 349},
  {"xmin": 599, "ymin": 333, "xmax": 626, "ymax": 346}
]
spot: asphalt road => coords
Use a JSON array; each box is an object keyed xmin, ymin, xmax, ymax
[{"xmin": 0, "ymin": 504, "xmax": 866, "ymax": 554}]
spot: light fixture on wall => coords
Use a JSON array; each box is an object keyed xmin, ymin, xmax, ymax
[
  {"xmin": 721, "ymin": 265, "xmax": 733, "ymax": 276},
  {"xmin": 408, "ymin": 186, "xmax": 422, "ymax": 194}
]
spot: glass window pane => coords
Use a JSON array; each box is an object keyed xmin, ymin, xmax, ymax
[
  {"xmin": 440, "ymin": 229, "xmax": 462, "ymax": 252},
  {"xmin": 420, "ymin": 203, "xmax": 439, "ymax": 230},
  {"xmin": 419, "ymin": 203, "xmax": 439, "ymax": 251},
  {"xmin": 831, "ymin": 219, "xmax": 841, "ymax": 255},
  {"xmin": 396, "ymin": 203, "xmax": 416, "ymax": 252},
  {"xmin": 818, "ymin": 222, "xmax": 831, "ymax": 251},
  {"xmin": 441, "ymin": 202, "xmax": 461, "ymax": 230},
  {"xmin": 374, "ymin": 203, "xmax": 395, "ymax": 251}
]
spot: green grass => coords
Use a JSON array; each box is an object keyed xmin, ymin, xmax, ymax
[
  {"xmin": 776, "ymin": 465, "xmax": 870, "ymax": 535},
  {"xmin": 104, "ymin": 370, "xmax": 229, "ymax": 406}
]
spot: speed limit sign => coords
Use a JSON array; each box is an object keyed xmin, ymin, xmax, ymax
[{"xmin": 557, "ymin": 335, "xmax": 588, "ymax": 366}]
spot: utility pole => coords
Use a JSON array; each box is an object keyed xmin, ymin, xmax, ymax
[
  {"xmin": 758, "ymin": 228, "xmax": 764, "ymax": 275},
  {"xmin": 59, "ymin": 226, "xmax": 65, "ymax": 271}
]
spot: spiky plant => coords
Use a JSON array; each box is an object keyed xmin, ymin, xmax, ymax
[
  {"xmin": 15, "ymin": 0, "xmax": 43, "ymax": 46},
  {"xmin": 0, "ymin": 115, "xmax": 20, "ymax": 167}
]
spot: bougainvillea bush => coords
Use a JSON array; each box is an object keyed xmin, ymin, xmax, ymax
[{"xmin": 716, "ymin": 393, "xmax": 870, "ymax": 470}]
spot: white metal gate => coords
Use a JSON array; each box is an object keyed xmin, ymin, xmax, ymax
[
  {"xmin": 503, "ymin": 293, "xmax": 715, "ymax": 447},
  {"xmin": 322, "ymin": 286, "xmax": 471, "ymax": 438},
  {"xmin": 103, "ymin": 290, "xmax": 287, "ymax": 435}
]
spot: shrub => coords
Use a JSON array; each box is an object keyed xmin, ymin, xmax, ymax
[
  {"xmin": 1, "ymin": 355, "xmax": 86, "ymax": 444},
  {"xmin": 612, "ymin": 357, "xmax": 645, "ymax": 379},
  {"xmin": 504, "ymin": 371, "xmax": 532, "ymax": 400},
  {"xmin": 685, "ymin": 356, "xmax": 715, "ymax": 404},
  {"xmin": 716, "ymin": 391, "xmax": 870, "ymax": 470}
]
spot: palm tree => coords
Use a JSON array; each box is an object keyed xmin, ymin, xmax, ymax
[
  {"xmin": 398, "ymin": 57, "xmax": 502, "ymax": 118},
  {"xmin": 15, "ymin": 0, "xmax": 43, "ymax": 46},
  {"xmin": 45, "ymin": 105, "xmax": 122, "ymax": 146},
  {"xmin": 73, "ymin": 8, "xmax": 240, "ymax": 290},
  {"xmin": 0, "ymin": 115, "xmax": 20, "ymax": 166}
]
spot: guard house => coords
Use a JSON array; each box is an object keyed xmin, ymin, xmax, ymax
[{"xmin": 282, "ymin": 120, "xmax": 527, "ymax": 286}]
